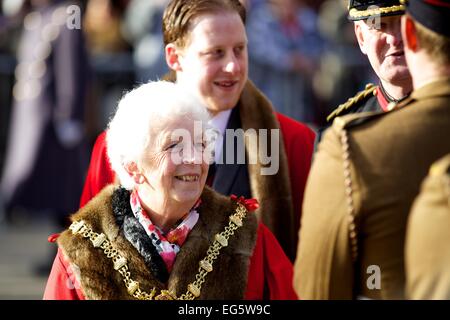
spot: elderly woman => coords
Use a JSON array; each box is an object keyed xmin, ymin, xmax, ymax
[{"xmin": 43, "ymin": 81, "xmax": 296, "ymax": 300}]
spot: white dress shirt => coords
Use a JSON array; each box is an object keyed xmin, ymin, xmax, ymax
[{"xmin": 208, "ymin": 109, "xmax": 232, "ymax": 165}]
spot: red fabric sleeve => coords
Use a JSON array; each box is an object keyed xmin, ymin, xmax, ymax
[
  {"xmin": 79, "ymin": 131, "xmax": 115, "ymax": 207},
  {"xmin": 276, "ymin": 113, "xmax": 315, "ymax": 249},
  {"xmin": 245, "ymin": 223, "xmax": 298, "ymax": 300},
  {"xmin": 43, "ymin": 248, "xmax": 85, "ymax": 300}
]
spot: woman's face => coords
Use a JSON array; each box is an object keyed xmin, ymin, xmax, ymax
[
  {"xmin": 174, "ymin": 11, "xmax": 248, "ymax": 116},
  {"xmin": 137, "ymin": 116, "xmax": 209, "ymax": 207}
]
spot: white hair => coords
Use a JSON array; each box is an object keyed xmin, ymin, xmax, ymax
[{"xmin": 106, "ymin": 81, "xmax": 211, "ymax": 190}]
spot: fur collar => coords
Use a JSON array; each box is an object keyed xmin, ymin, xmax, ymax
[
  {"xmin": 239, "ymin": 81, "xmax": 294, "ymax": 260},
  {"xmin": 57, "ymin": 185, "xmax": 257, "ymax": 300},
  {"xmin": 163, "ymin": 71, "xmax": 295, "ymax": 260}
]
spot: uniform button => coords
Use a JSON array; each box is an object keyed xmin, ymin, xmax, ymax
[{"xmin": 387, "ymin": 102, "xmax": 396, "ymax": 111}]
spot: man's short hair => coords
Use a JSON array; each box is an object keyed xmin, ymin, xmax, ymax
[
  {"xmin": 413, "ymin": 17, "xmax": 450, "ymax": 65},
  {"xmin": 162, "ymin": 0, "xmax": 246, "ymax": 48}
]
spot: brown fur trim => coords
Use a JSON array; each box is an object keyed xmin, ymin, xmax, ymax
[
  {"xmin": 239, "ymin": 81, "xmax": 295, "ymax": 260},
  {"xmin": 57, "ymin": 185, "xmax": 257, "ymax": 300}
]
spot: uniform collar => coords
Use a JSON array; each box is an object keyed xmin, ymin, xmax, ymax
[
  {"xmin": 411, "ymin": 77, "xmax": 450, "ymax": 100},
  {"xmin": 375, "ymin": 82, "xmax": 410, "ymax": 111}
]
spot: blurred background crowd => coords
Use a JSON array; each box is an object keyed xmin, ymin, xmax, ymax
[{"xmin": 0, "ymin": 0, "xmax": 374, "ymax": 299}]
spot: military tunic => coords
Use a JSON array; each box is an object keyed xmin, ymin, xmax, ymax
[
  {"xmin": 294, "ymin": 78, "xmax": 450, "ymax": 299},
  {"xmin": 406, "ymin": 154, "xmax": 450, "ymax": 300},
  {"xmin": 316, "ymin": 84, "xmax": 399, "ymax": 145}
]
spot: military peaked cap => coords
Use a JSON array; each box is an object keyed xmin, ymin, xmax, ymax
[{"xmin": 348, "ymin": 0, "xmax": 406, "ymax": 20}]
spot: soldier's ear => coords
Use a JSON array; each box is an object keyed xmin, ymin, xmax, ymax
[
  {"xmin": 165, "ymin": 43, "xmax": 183, "ymax": 72},
  {"xmin": 401, "ymin": 15, "xmax": 418, "ymax": 52},
  {"xmin": 354, "ymin": 21, "xmax": 367, "ymax": 55}
]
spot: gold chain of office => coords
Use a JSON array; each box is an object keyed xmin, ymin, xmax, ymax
[{"xmin": 68, "ymin": 203, "xmax": 248, "ymax": 300}]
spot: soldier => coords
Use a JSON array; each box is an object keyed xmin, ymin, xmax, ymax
[
  {"xmin": 294, "ymin": 0, "xmax": 450, "ymax": 299},
  {"xmin": 324, "ymin": 0, "xmax": 413, "ymax": 127},
  {"xmin": 405, "ymin": 154, "xmax": 450, "ymax": 300}
]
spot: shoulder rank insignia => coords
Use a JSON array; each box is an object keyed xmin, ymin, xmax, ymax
[{"xmin": 327, "ymin": 83, "xmax": 377, "ymax": 123}]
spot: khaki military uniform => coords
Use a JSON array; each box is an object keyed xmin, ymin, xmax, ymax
[
  {"xmin": 405, "ymin": 154, "xmax": 450, "ymax": 300},
  {"xmin": 316, "ymin": 83, "xmax": 405, "ymax": 146},
  {"xmin": 316, "ymin": 84, "xmax": 382, "ymax": 145},
  {"xmin": 294, "ymin": 78, "xmax": 450, "ymax": 299}
]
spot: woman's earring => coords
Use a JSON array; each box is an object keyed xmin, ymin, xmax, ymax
[{"xmin": 134, "ymin": 174, "xmax": 145, "ymax": 184}]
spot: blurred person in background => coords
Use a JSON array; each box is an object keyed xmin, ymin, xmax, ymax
[
  {"xmin": 0, "ymin": 0, "xmax": 30, "ymax": 223},
  {"xmin": 83, "ymin": 0, "xmax": 130, "ymax": 54},
  {"xmin": 246, "ymin": 0, "xmax": 323, "ymax": 123},
  {"xmin": 122, "ymin": 0, "xmax": 170, "ymax": 83},
  {"xmin": 0, "ymin": 0, "xmax": 90, "ymax": 273},
  {"xmin": 313, "ymin": 0, "xmax": 375, "ymax": 124},
  {"xmin": 82, "ymin": 0, "xmax": 134, "ymax": 138}
]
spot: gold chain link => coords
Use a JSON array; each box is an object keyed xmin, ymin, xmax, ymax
[{"xmin": 69, "ymin": 203, "xmax": 248, "ymax": 300}]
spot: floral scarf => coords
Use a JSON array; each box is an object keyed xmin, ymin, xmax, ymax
[{"xmin": 129, "ymin": 190, "xmax": 200, "ymax": 272}]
